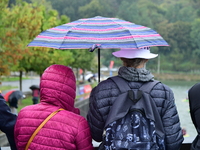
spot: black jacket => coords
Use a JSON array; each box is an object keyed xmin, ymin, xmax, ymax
[
  {"xmin": 188, "ymin": 82, "xmax": 200, "ymax": 150},
  {"xmin": 0, "ymin": 94, "xmax": 17, "ymax": 150}
]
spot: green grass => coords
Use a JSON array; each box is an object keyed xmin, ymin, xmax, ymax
[
  {"xmin": 17, "ymin": 94, "xmax": 89, "ymax": 111},
  {"xmin": 4, "ymin": 96, "xmax": 33, "ymax": 113},
  {"xmin": 0, "ymin": 85, "xmax": 18, "ymax": 91},
  {"xmin": 18, "ymin": 96, "xmax": 33, "ymax": 111},
  {"xmin": 1, "ymin": 76, "xmax": 29, "ymax": 82}
]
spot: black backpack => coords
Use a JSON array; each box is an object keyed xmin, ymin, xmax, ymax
[{"xmin": 99, "ymin": 76, "xmax": 165, "ymax": 150}]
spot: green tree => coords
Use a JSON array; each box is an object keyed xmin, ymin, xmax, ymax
[
  {"xmin": 163, "ymin": 0, "xmax": 197, "ymax": 23},
  {"xmin": 46, "ymin": 0, "xmax": 91, "ymax": 21},
  {"xmin": 25, "ymin": 48, "xmax": 74, "ymax": 76},
  {"xmin": 190, "ymin": 18, "xmax": 200, "ymax": 69},
  {"xmin": 1, "ymin": 1, "xmax": 49, "ymax": 89},
  {"xmin": 117, "ymin": 0, "xmax": 140, "ymax": 23},
  {"xmin": 165, "ymin": 21, "xmax": 192, "ymax": 71},
  {"xmin": 21, "ymin": 1, "xmax": 72, "ymax": 76},
  {"xmin": 69, "ymin": 49, "xmax": 97, "ymax": 82},
  {"xmin": 1, "ymin": 1, "xmax": 39, "ymax": 76},
  {"xmin": 78, "ymin": 0, "xmax": 104, "ymax": 18},
  {"xmin": 0, "ymin": 0, "xmax": 11, "ymax": 75},
  {"xmin": 0, "ymin": 0, "xmax": 74, "ymax": 89}
]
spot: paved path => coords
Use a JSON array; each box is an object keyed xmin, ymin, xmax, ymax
[
  {"xmin": 1, "ymin": 77, "xmax": 40, "ymax": 94},
  {"xmin": 1, "ymin": 77, "xmax": 104, "ymax": 100}
]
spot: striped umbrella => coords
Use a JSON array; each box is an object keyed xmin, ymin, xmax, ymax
[{"xmin": 28, "ymin": 16, "xmax": 169, "ymax": 82}]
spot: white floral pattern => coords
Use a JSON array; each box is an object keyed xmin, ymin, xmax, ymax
[{"xmin": 103, "ymin": 110, "xmax": 165, "ymax": 150}]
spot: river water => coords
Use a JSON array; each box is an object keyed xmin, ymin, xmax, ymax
[{"xmin": 161, "ymin": 80, "xmax": 199, "ymax": 140}]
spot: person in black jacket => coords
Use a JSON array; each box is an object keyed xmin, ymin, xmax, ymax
[
  {"xmin": 188, "ymin": 82, "xmax": 200, "ymax": 150},
  {"xmin": 0, "ymin": 93, "xmax": 17, "ymax": 150},
  {"xmin": 87, "ymin": 47, "xmax": 184, "ymax": 150}
]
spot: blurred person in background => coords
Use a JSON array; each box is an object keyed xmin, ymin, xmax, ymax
[
  {"xmin": 8, "ymin": 97, "xmax": 18, "ymax": 115},
  {"xmin": 31, "ymin": 88, "xmax": 40, "ymax": 104}
]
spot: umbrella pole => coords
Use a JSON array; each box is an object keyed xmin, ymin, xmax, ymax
[{"xmin": 98, "ymin": 48, "xmax": 100, "ymax": 83}]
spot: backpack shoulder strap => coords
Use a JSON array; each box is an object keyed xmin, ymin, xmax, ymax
[
  {"xmin": 139, "ymin": 80, "xmax": 160, "ymax": 93},
  {"xmin": 110, "ymin": 76, "xmax": 160, "ymax": 93},
  {"xmin": 110, "ymin": 76, "xmax": 143, "ymax": 103},
  {"xmin": 139, "ymin": 80, "xmax": 165, "ymax": 138},
  {"xmin": 105, "ymin": 76, "xmax": 132, "ymax": 128},
  {"xmin": 109, "ymin": 76, "xmax": 130, "ymax": 93}
]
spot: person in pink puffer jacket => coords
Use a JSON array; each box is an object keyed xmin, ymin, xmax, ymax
[{"xmin": 14, "ymin": 64, "xmax": 94, "ymax": 150}]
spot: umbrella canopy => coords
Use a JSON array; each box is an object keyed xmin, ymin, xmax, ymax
[
  {"xmin": 28, "ymin": 16, "xmax": 169, "ymax": 49},
  {"xmin": 8, "ymin": 90, "xmax": 24, "ymax": 102},
  {"xmin": 4, "ymin": 90, "xmax": 15, "ymax": 102},
  {"xmin": 28, "ymin": 16, "xmax": 169, "ymax": 82},
  {"xmin": 29, "ymin": 85, "xmax": 40, "ymax": 90},
  {"xmin": 4, "ymin": 90, "xmax": 24, "ymax": 102}
]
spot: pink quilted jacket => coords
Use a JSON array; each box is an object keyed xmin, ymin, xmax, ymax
[{"xmin": 14, "ymin": 64, "xmax": 94, "ymax": 150}]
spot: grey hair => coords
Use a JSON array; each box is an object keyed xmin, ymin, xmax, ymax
[{"xmin": 120, "ymin": 58, "xmax": 146, "ymax": 68}]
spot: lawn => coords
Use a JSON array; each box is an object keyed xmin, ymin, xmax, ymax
[
  {"xmin": 16, "ymin": 94, "xmax": 90, "ymax": 112},
  {"xmin": 17, "ymin": 96, "xmax": 33, "ymax": 111},
  {"xmin": 1, "ymin": 76, "xmax": 29, "ymax": 82},
  {"xmin": 1, "ymin": 85, "xmax": 18, "ymax": 91}
]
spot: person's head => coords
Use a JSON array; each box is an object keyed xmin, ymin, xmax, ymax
[
  {"xmin": 9, "ymin": 97, "xmax": 18, "ymax": 108},
  {"xmin": 40, "ymin": 64, "xmax": 78, "ymax": 113},
  {"xmin": 112, "ymin": 47, "xmax": 158, "ymax": 68}
]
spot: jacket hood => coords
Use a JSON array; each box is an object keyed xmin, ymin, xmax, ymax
[{"xmin": 40, "ymin": 64, "xmax": 79, "ymax": 114}]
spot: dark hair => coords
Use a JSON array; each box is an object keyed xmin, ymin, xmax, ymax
[{"xmin": 120, "ymin": 58, "xmax": 146, "ymax": 68}]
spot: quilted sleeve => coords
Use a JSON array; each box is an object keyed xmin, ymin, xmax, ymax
[
  {"xmin": 162, "ymin": 87, "xmax": 184, "ymax": 150},
  {"xmin": 87, "ymin": 87, "xmax": 105, "ymax": 142},
  {"xmin": 87, "ymin": 79, "xmax": 121, "ymax": 142},
  {"xmin": 76, "ymin": 117, "xmax": 94, "ymax": 150}
]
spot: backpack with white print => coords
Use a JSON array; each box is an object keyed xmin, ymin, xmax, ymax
[{"xmin": 99, "ymin": 76, "xmax": 165, "ymax": 150}]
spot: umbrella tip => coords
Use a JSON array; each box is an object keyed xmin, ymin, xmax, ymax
[{"xmin": 88, "ymin": 44, "xmax": 101, "ymax": 52}]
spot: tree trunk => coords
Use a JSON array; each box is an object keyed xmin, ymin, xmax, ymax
[
  {"xmin": 19, "ymin": 70, "xmax": 23, "ymax": 91},
  {"xmin": 82, "ymin": 69, "xmax": 85, "ymax": 83},
  {"xmin": 76, "ymin": 68, "xmax": 79, "ymax": 82}
]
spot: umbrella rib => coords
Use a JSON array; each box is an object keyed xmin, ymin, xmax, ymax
[
  {"xmin": 61, "ymin": 19, "xmax": 89, "ymax": 49},
  {"xmin": 109, "ymin": 18, "xmax": 139, "ymax": 48}
]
